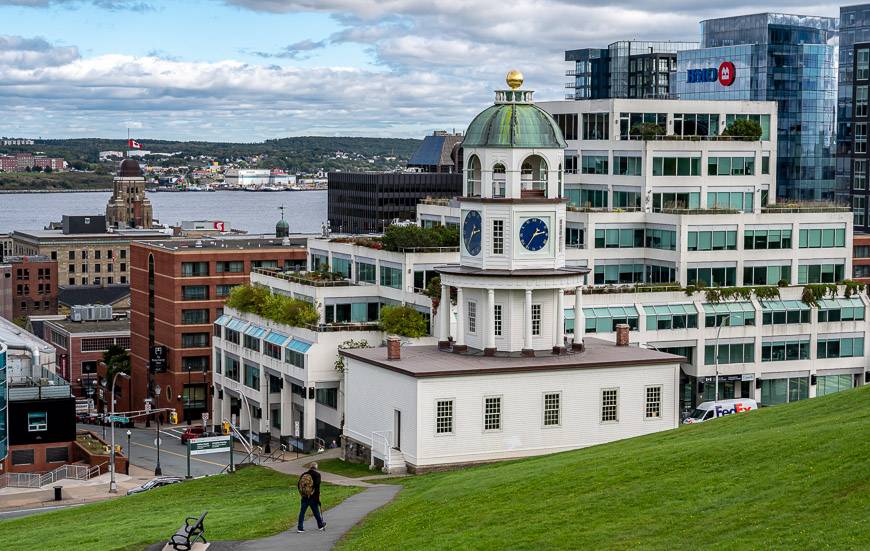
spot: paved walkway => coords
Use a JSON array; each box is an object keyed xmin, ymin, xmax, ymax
[{"xmin": 207, "ymin": 484, "xmax": 400, "ymax": 551}]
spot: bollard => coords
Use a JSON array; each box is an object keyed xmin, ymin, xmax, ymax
[{"xmin": 53, "ymin": 485, "xmax": 62, "ymax": 501}]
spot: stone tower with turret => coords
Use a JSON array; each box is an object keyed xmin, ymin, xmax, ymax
[{"xmin": 106, "ymin": 158, "xmax": 154, "ymax": 229}]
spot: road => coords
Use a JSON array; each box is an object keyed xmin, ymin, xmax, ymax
[{"xmin": 77, "ymin": 423, "xmax": 249, "ymax": 478}]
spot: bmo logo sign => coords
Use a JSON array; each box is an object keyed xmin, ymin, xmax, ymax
[{"xmin": 687, "ymin": 61, "xmax": 736, "ymax": 86}]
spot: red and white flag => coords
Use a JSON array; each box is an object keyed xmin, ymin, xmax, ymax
[{"xmin": 128, "ymin": 139, "xmax": 142, "ymax": 150}]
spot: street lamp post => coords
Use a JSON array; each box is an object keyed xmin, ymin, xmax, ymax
[
  {"xmin": 713, "ymin": 314, "xmax": 732, "ymax": 405},
  {"xmin": 109, "ymin": 371, "xmax": 130, "ymax": 494},
  {"xmin": 154, "ymin": 384, "xmax": 163, "ymax": 476},
  {"xmin": 126, "ymin": 429, "xmax": 132, "ymax": 461}
]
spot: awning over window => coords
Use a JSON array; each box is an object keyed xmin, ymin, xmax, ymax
[
  {"xmin": 244, "ymin": 324, "xmax": 267, "ymax": 338},
  {"xmin": 265, "ymin": 331, "xmax": 289, "ymax": 346},
  {"xmin": 214, "ymin": 315, "xmax": 230, "ymax": 326},
  {"xmin": 583, "ymin": 306, "xmax": 639, "ymax": 318},
  {"xmin": 286, "ymin": 339, "xmax": 312, "ymax": 354},
  {"xmin": 759, "ymin": 300, "xmax": 809, "ymax": 311},
  {"xmin": 817, "ymin": 297, "xmax": 864, "ymax": 309},
  {"xmin": 702, "ymin": 302, "xmax": 755, "ymax": 314},
  {"xmin": 646, "ymin": 304, "xmax": 696, "ymax": 315},
  {"xmin": 226, "ymin": 318, "xmax": 248, "ymax": 331}
]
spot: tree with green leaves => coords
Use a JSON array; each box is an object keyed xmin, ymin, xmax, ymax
[
  {"xmin": 629, "ymin": 123, "xmax": 665, "ymax": 140},
  {"xmin": 379, "ymin": 305, "xmax": 428, "ymax": 338},
  {"xmin": 722, "ymin": 119, "xmax": 762, "ymax": 141},
  {"xmin": 102, "ymin": 343, "xmax": 130, "ymax": 382}
]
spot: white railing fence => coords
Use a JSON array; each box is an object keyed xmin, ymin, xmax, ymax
[
  {"xmin": 0, "ymin": 462, "xmax": 103, "ymax": 489},
  {"xmin": 370, "ymin": 430, "xmax": 393, "ymax": 472}
]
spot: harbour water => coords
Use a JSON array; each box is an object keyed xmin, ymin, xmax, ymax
[{"xmin": 0, "ymin": 190, "xmax": 328, "ymax": 234}]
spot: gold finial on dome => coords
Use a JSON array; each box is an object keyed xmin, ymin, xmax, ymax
[{"xmin": 506, "ymin": 69, "xmax": 524, "ymax": 89}]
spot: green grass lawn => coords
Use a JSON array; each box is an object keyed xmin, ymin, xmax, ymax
[
  {"xmin": 0, "ymin": 466, "xmax": 360, "ymax": 551},
  {"xmin": 313, "ymin": 458, "xmax": 379, "ymax": 478},
  {"xmin": 339, "ymin": 386, "xmax": 870, "ymax": 550}
]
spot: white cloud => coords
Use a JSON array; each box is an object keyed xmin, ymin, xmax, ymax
[{"xmin": 0, "ymin": 1, "xmax": 845, "ymax": 139}]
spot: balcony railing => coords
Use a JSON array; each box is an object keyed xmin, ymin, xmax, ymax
[
  {"xmin": 657, "ymin": 208, "xmax": 739, "ymax": 215},
  {"xmin": 397, "ymin": 246, "xmax": 459, "ymax": 253},
  {"xmin": 621, "ymin": 134, "xmax": 762, "ymax": 142},
  {"xmin": 420, "ymin": 197, "xmax": 451, "ymax": 206},
  {"xmin": 762, "ymin": 203, "xmax": 850, "ymax": 214},
  {"xmin": 306, "ymin": 322, "xmax": 381, "ymax": 333},
  {"xmin": 252, "ymin": 267, "xmax": 353, "ymax": 287}
]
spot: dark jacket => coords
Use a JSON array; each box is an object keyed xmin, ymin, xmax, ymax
[{"xmin": 303, "ymin": 468, "xmax": 322, "ymax": 502}]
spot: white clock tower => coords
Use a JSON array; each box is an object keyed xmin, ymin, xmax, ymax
[{"xmin": 437, "ymin": 71, "xmax": 588, "ymax": 356}]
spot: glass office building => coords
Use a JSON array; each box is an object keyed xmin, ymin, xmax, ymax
[
  {"xmin": 566, "ymin": 40, "xmax": 697, "ymax": 100},
  {"xmin": 675, "ymin": 13, "xmax": 838, "ymax": 202},
  {"xmin": 839, "ymin": 5, "xmax": 870, "ymax": 231}
]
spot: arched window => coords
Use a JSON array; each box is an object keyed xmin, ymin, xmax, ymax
[
  {"xmin": 521, "ymin": 155, "xmax": 548, "ymax": 197},
  {"xmin": 492, "ymin": 163, "xmax": 506, "ymax": 197},
  {"xmin": 466, "ymin": 155, "xmax": 481, "ymax": 197}
]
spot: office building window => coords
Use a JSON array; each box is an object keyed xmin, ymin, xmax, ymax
[
  {"xmin": 553, "ymin": 113, "xmax": 578, "ymax": 140},
  {"xmin": 316, "ymin": 388, "xmax": 338, "ymax": 409},
  {"xmin": 243, "ymin": 334, "xmax": 260, "ymax": 352},
  {"xmin": 380, "ymin": 265, "xmax": 402, "ymax": 289},
  {"xmin": 645, "ymin": 304, "xmax": 697, "ymax": 330},
  {"xmin": 856, "ymin": 122, "xmax": 868, "ymax": 154},
  {"xmin": 28, "ymin": 412, "xmax": 48, "ymax": 432},
  {"xmin": 704, "ymin": 342, "xmax": 755, "ymax": 364},
  {"xmin": 543, "ymin": 392, "xmax": 561, "ymax": 426},
  {"xmin": 243, "ymin": 363, "xmax": 260, "ymax": 389},
  {"xmin": 855, "ymin": 159, "xmax": 867, "ymax": 191},
  {"xmin": 285, "ymin": 348, "xmax": 305, "ymax": 368},
  {"xmin": 645, "ymin": 386, "xmax": 662, "ymax": 419},
  {"xmin": 181, "ymin": 262, "xmax": 209, "ymax": 277},
  {"xmin": 356, "ymin": 262, "xmax": 376, "ymax": 283},
  {"xmin": 531, "ymin": 304, "xmax": 541, "ymax": 336},
  {"xmin": 483, "ymin": 396, "xmax": 502, "ymax": 431},
  {"xmin": 707, "ymin": 191, "xmax": 753, "ymax": 212},
  {"xmin": 225, "ymin": 356, "xmax": 240, "ymax": 381},
  {"xmin": 581, "ymin": 155, "xmax": 609, "ymax": 175},
  {"xmin": 264, "ymin": 342, "xmax": 282, "ymax": 360},
  {"xmin": 493, "ymin": 304, "xmax": 502, "ymax": 336},
  {"xmin": 613, "ymin": 156, "xmax": 641, "ymax": 176},
  {"xmin": 582, "ymin": 113, "xmax": 609, "ymax": 140},
  {"xmin": 652, "ymin": 192, "xmax": 700, "ymax": 212},
  {"xmin": 855, "ymin": 196, "xmax": 866, "ymax": 227},
  {"xmin": 652, "ymin": 157, "xmax": 700, "ymax": 176},
  {"xmin": 614, "ymin": 190, "xmax": 641, "ymax": 209},
  {"xmin": 182, "ymin": 285, "xmax": 208, "ymax": 300},
  {"xmin": 761, "ymin": 338, "xmax": 811, "ymax": 362},
  {"xmin": 566, "ymin": 226, "xmax": 584, "ymax": 248},
  {"xmin": 798, "ymin": 228, "xmax": 846, "ymax": 248},
  {"xmin": 435, "ymin": 399, "xmax": 454, "ymax": 434},
  {"xmin": 216, "ymin": 284, "xmax": 237, "ymax": 297},
  {"xmin": 182, "ymin": 356, "xmax": 209, "ymax": 372},
  {"xmin": 215, "ymin": 261, "xmax": 244, "ymax": 273},
  {"xmin": 798, "ymin": 264, "xmax": 845, "ymax": 284},
  {"xmin": 817, "ymin": 336, "xmax": 865, "ymax": 359},
  {"xmin": 816, "ymin": 375, "xmax": 853, "ymax": 397},
  {"xmin": 761, "ymin": 377, "xmax": 808, "ymax": 405},
  {"xmin": 182, "ymin": 309, "xmax": 210, "ymax": 325},
  {"xmin": 225, "ymin": 328, "xmax": 240, "ymax": 345},
  {"xmin": 492, "ymin": 220, "xmax": 504, "ymax": 255},
  {"xmin": 744, "ymin": 229, "xmax": 792, "ymax": 249},
  {"xmin": 688, "ymin": 230, "xmax": 737, "ymax": 251},
  {"xmin": 601, "ymin": 389, "xmax": 618, "ymax": 422},
  {"xmin": 744, "ymin": 265, "xmax": 791, "ymax": 286},
  {"xmin": 707, "ymin": 156, "xmax": 755, "ymax": 176},
  {"xmin": 686, "ymin": 266, "xmax": 736, "ymax": 287},
  {"xmin": 595, "ymin": 228, "xmax": 644, "ymax": 249},
  {"xmin": 181, "ymin": 333, "xmax": 209, "ymax": 348},
  {"xmin": 858, "ymin": 48, "xmax": 870, "ymax": 81},
  {"xmin": 817, "ymin": 298, "xmax": 865, "ymax": 322}
]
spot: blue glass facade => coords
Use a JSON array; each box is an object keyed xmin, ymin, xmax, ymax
[
  {"xmin": 675, "ymin": 13, "xmax": 838, "ymax": 202},
  {"xmin": 838, "ymin": 5, "xmax": 870, "ymax": 231},
  {"xmin": 0, "ymin": 343, "xmax": 7, "ymax": 463}
]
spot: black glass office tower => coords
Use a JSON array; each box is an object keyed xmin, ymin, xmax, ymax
[
  {"xmin": 565, "ymin": 41, "xmax": 697, "ymax": 100},
  {"xmin": 675, "ymin": 13, "xmax": 838, "ymax": 202},
  {"xmin": 839, "ymin": 5, "xmax": 870, "ymax": 231}
]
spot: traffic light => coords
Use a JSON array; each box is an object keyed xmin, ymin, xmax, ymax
[
  {"xmin": 222, "ymin": 421, "xmax": 230, "ymax": 435},
  {"xmin": 169, "ymin": 410, "xmax": 178, "ymax": 425}
]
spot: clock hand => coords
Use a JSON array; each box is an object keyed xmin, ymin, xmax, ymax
[{"xmin": 471, "ymin": 228, "xmax": 480, "ymax": 238}]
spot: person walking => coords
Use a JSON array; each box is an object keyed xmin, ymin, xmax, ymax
[{"xmin": 297, "ymin": 462, "xmax": 326, "ymax": 533}]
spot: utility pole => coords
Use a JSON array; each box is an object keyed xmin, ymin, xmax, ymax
[
  {"xmin": 109, "ymin": 371, "xmax": 130, "ymax": 493},
  {"xmin": 154, "ymin": 384, "xmax": 163, "ymax": 476}
]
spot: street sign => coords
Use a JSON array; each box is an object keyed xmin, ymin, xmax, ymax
[
  {"xmin": 189, "ymin": 435, "xmax": 232, "ymax": 456},
  {"xmin": 294, "ymin": 421, "xmax": 300, "ymax": 438},
  {"xmin": 202, "ymin": 412, "xmax": 209, "ymax": 424},
  {"xmin": 108, "ymin": 415, "xmax": 129, "ymax": 423},
  {"xmin": 150, "ymin": 346, "xmax": 167, "ymax": 372}
]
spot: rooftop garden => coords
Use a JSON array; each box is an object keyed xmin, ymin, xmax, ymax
[
  {"xmin": 379, "ymin": 304, "xmax": 429, "ymax": 338},
  {"xmin": 627, "ymin": 119, "xmax": 763, "ymax": 141},
  {"xmin": 225, "ymin": 284, "xmax": 319, "ymax": 327},
  {"xmin": 330, "ymin": 224, "xmax": 459, "ymax": 252}
]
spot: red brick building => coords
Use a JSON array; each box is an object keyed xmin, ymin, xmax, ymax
[
  {"xmin": 0, "ymin": 256, "xmax": 58, "ymax": 322},
  {"xmin": 42, "ymin": 314, "xmax": 131, "ymax": 402},
  {"xmin": 130, "ymin": 237, "xmax": 306, "ymax": 422},
  {"xmin": 854, "ymin": 233, "xmax": 870, "ymax": 283}
]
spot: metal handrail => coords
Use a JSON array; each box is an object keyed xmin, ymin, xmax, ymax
[{"xmin": 370, "ymin": 430, "xmax": 392, "ymax": 472}]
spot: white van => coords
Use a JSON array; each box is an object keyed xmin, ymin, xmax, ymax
[{"xmin": 682, "ymin": 399, "xmax": 758, "ymax": 424}]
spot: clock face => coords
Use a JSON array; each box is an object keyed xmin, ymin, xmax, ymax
[
  {"xmin": 462, "ymin": 210, "xmax": 482, "ymax": 256},
  {"xmin": 519, "ymin": 217, "xmax": 549, "ymax": 251}
]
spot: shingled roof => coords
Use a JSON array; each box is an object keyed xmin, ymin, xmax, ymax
[{"xmin": 58, "ymin": 284, "xmax": 130, "ymax": 308}]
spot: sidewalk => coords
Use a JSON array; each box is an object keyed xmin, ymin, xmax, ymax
[
  {"xmin": 207, "ymin": 484, "xmax": 401, "ymax": 551},
  {"xmin": 0, "ymin": 465, "xmax": 152, "ymax": 511}
]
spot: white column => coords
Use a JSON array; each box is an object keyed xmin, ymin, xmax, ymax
[
  {"xmin": 220, "ymin": 388, "xmax": 231, "ymax": 425},
  {"xmin": 573, "ymin": 286, "xmax": 585, "ymax": 350},
  {"xmin": 486, "ymin": 288, "xmax": 496, "ymax": 352},
  {"xmin": 524, "ymin": 289, "xmax": 533, "ymax": 352},
  {"xmin": 455, "ymin": 287, "xmax": 465, "ymax": 348},
  {"xmin": 303, "ymin": 390, "xmax": 316, "ymax": 440},
  {"xmin": 280, "ymin": 379, "xmax": 292, "ymax": 438},
  {"xmin": 439, "ymin": 283, "xmax": 451, "ymax": 344},
  {"xmin": 556, "ymin": 289, "xmax": 565, "ymax": 349},
  {"xmin": 211, "ymin": 385, "xmax": 221, "ymax": 431}
]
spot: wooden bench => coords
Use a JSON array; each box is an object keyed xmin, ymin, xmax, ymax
[{"xmin": 169, "ymin": 511, "xmax": 207, "ymax": 551}]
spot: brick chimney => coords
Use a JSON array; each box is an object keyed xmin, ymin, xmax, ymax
[
  {"xmin": 387, "ymin": 336, "xmax": 401, "ymax": 360},
  {"xmin": 615, "ymin": 324, "xmax": 630, "ymax": 346}
]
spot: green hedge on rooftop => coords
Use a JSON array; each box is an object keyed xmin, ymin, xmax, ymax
[{"xmin": 225, "ymin": 284, "xmax": 319, "ymax": 327}]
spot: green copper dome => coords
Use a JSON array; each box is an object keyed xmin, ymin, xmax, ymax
[{"xmin": 463, "ymin": 103, "xmax": 567, "ymax": 149}]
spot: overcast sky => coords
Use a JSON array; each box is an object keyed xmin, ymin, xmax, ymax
[{"xmin": 0, "ymin": 0, "xmax": 842, "ymax": 141}]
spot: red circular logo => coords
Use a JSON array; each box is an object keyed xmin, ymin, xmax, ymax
[{"xmin": 718, "ymin": 61, "xmax": 736, "ymax": 86}]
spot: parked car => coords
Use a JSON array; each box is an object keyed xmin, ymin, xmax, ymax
[
  {"xmin": 126, "ymin": 476, "xmax": 184, "ymax": 495},
  {"xmin": 683, "ymin": 399, "xmax": 758, "ymax": 424},
  {"xmin": 180, "ymin": 426, "xmax": 206, "ymax": 444}
]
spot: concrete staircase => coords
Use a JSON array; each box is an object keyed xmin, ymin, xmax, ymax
[{"xmin": 383, "ymin": 449, "xmax": 407, "ymax": 475}]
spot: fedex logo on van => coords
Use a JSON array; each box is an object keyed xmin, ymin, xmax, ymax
[{"xmin": 715, "ymin": 402, "xmax": 753, "ymax": 417}]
